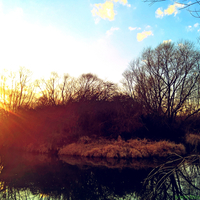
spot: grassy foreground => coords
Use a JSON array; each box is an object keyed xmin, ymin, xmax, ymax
[{"xmin": 58, "ymin": 136, "xmax": 186, "ymax": 159}]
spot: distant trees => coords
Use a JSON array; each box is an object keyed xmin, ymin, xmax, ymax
[
  {"xmin": 122, "ymin": 41, "xmax": 200, "ymax": 123},
  {"xmin": 35, "ymin": 72, "xmax": 119, "ymax": 107},
  {"xmin": 75, "ymin": 73, "xmax": 118, "ymax": 102},
  {"xmin": 1, "ymin": 40, "xmax": 200, "ymax": 143},
  {"xmin": 36, "ymin": 72, "xmax": 60, "ymax": 106},
  {"xmin": 0, "ymin": 67, "xmax": 35, "ymax": 113}
]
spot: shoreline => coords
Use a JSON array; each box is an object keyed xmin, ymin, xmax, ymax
[
  {"xmin": 58, "ymin": 137, "xmax": 186, "ymax": 158},
  {"xmin": 21, "ymin": 136, "xmax": 186, "ymax": 159}
]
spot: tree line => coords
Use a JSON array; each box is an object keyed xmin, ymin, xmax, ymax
[
  {"xmin": 0, "ymin": 69, "xmax": 120, "ymax": 113},
  {"xmin": 0, "ymin": 40, "xmax": 200, "ymax": 144}
]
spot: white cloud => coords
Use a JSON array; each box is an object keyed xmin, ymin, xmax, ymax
[
  {"xmin": 155, "ymin": 8, "xmax": 164, "ymax": 18},
  {"xmin": 129, "ymin": 27, "xmax": 136, "ymax": 31},
  {"xmin": 186, "ymin": 23, "xmax": 200, "ymax": 32},
  {"xmin": 163, "ymin": 39, "xmax": 172, "ymax": 44},
  {"xmin": 91, "ymin": 0, "xmax": 130, "ymax": 23},
  {"xmin": 106, "ymin": 27, "xmax": 119, "ymax": 37},
  {"xmin": 164, "ymin": 3, "xmax": 184, "ymax": 16},
  {"xmin": 91, "ymin": 1, "xmax": 115, "ymax": 22},
  {"xmin": 128, "ymin": 26, "xmax": 141, "ymax": 31},
  {"xmin": 155, "ymin": 3, "xmax": 184, "ymax": 18},
  {"xmin": 111, "ymin": 0, "xmax": 131, "ymax": 7},
  {"xmin": 111, "ymin": 0, "xmax": 128, "ymax": 5},
  {"xmin": 145, "ymin": 25, "xmax": 151, "ymax": 29},
  {"xmin": 186, "ymin": 25, "xmax": 193, "ymax": 31},
  {"xmin": 137, "ymin": 31, "xmax": 153, "ymax": 42}
]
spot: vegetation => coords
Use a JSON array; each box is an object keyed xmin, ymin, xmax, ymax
[
  {"xmin": 122, "ymin": 40, "xmax": 200, "ymax": 142},
  {"xmin": 0, "ymin": 40, "xmax": 199, "ymax": 157},
  {"xmin": 58, "ymin": 136, "xmax": 185, "ymax": 158},
  {"xmin": 142, "ymin": 154, "xmax": 200, "ymax": 199}
]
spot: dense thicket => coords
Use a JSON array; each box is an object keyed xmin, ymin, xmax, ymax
[{"xmin": 0, "ymin": 70, "xmax": 142, "ymax": 150}]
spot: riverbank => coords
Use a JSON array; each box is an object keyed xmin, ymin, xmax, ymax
[
  {"xmin": 58, "ymin": 136, "xmax": 185, "ymax": 158},
  {"xmin": 23, "ymin": 136, "xmax": 186, "ymax": 159}
]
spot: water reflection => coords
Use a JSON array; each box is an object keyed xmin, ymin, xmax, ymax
[
  {"xmin": 0, "ymin": 151, "xmax": 199, "ymax": 200},
  {"xmin": 0, "ymin": 151, "xmax": 152, "ymax": 200}
]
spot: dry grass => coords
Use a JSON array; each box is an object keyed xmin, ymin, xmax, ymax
[{"xmin": 58, "ymin": 136, "xmax": 186, "ymax": 158}]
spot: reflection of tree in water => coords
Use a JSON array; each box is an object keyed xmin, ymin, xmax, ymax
[
  {"xmin": 0, "ymin": 165, "xmax": 146, "ymax": 199},
  {"xmin": 1, "ymin": 152, "xmax": 200, "ymax": 200},
  {"xmin": 142, "ymin": 154, "xmax": 200, "ymax": 200},
  {"xmin": 0, "ymin": 152, "xmax": 151, "ymax": 200}
]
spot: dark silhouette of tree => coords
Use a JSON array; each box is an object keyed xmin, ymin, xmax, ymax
[
  {"xmin": 122, "ymin": 62, "xmax": 137, "ymax": 99},
  {"xmin": 17, "ymin": 67, "xmax": 34, "ymax": 109},
  {"xmin": 37, "ymin": 72, "xmax": 60, "ymax": 106},
  {"xmin": 0, "ymin": 67, "xmax": 35, "ymax": 111},
  {"xmin": 0, "ymin": 71, "xmax": 7, "ymax": 111},
  {"xmin": 123, "ymin": 41, "xmax": 200, "ymax": 123},
  {"xmin": 77, "ymin": 73, "xmax": 101, "ymax": 101},
  {"xmin": 59, "ymin": 74, "xmax": 69, "ymax": 104},
  {"xmin": 74, "ymin": 73, "xmax": 118, "ymax": 102}
]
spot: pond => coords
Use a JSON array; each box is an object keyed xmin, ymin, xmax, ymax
[{"xmin": 0, "ymin": 151, "xmax": 199, "ymax": 200}]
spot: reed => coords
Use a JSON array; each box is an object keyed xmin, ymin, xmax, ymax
[{"xmin": 58, "ymin": 137, "xmax": 186, "ymax": 158}]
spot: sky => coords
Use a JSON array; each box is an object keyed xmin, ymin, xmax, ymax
[{"xmin": 0, "ymin": 0, "xmax": 199, "ymax": 84}]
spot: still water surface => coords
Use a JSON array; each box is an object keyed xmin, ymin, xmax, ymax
[{"xmin": 0, "ymin": 151, "xmax": 199, "ymax": 200}]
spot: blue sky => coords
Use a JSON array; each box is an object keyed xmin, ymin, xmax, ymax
[{"xmin": 0, "ymin": 0, "xmax": 199, "ymax": 83}]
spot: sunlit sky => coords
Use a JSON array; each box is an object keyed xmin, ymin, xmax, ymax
[{"xmin": 0, "ymin": 0, "xmax": 199, "ymax": 83}]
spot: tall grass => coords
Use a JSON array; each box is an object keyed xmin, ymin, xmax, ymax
[{"xmin": 58, "ymin": 137, "xmax": 186, "ymax": 158}]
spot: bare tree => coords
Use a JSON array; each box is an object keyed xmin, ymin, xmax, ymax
[
  {"xmin": 17, "ymin": 67, "xmax": 33, "ymax": 108},
  {"xmin": 123, "ymin": 40, "xmax": 200, "ymax": 123},
  {"xmin": 58, "ymin": 74, "xmax": 78, "ymax": 104},
  {"xmin": 76, "ymin": 73, "xmax": 101, "ymax": 101},
  {"xmin": 76, "ymin": 73, "xmax": 119, "ymax": 101},
  {"xmin": 121, "ymin": 60, "xmax": 139, "ymax": 99},
  {"xmin": 37, "ymin": 72, "xmax": 60, "ymax": 106},
  {"xmin": 0, "ymin": 67, "xmax": 35, "ymax": 111},
  {"xmin": 59, "ymin": 74, "xmax": 69, "ymax": 104}
]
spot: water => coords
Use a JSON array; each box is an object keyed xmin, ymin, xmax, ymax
[{"xmin": 0, "ymin": 151, "xmax": 199, "ymax": 200}]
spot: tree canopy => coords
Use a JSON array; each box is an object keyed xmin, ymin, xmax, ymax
[{"xmin": 123, "ymin": 40, "xmax": 200, "ymax": 123}]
